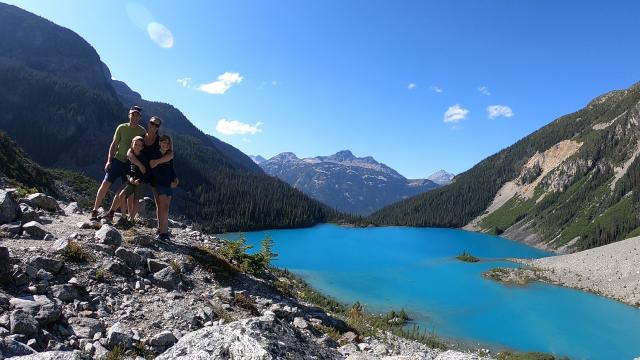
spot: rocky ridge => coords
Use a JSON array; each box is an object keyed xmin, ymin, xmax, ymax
[{"xmin": 0, "ymin": 188, "xmax": 489, "ymax": 359}]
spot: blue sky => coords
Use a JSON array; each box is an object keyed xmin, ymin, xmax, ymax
[{"xmin": 7, "ymin": 0, "xmax": 640, "ymax": 178}]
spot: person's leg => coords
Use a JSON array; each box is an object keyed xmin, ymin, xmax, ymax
[
  {"xmin": 92, "ymin": 180, "xmax": 111, "ymax": 215},
  {"xmin": 152, "ymin": 188, "xmax": 160, "ymax": 232},
  {"xmin": 126, "ymin": 196, "xmax": 136, "ymax": 221},
  {"xmin": 159, "ymin": 195, "xmax": 169, "ymax": 235}
]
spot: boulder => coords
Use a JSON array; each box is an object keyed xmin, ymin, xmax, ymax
[
  {"xmin": 147, "ymin": 258, "xmax": 169, "ymax": 273},
  {"xmin": 293, "ymin": 317, "xmax": 308, "ymax": 329},
  {"xmin": 10, "ymin": 309, "xmax": 39, "ymax": 336},
  {"xmin": 19, "ymin": 204, "xmax": 40, "ymax": 224},
  {"xmin": 22, "ymin": 221, "xmax": 50, "ymax": 240},
  {"xmin": 152, "ymin": 267, "xmax": 179, "ymax": 291},
  {"xmin": 0, "ymin": 338, "xmax": 36, "ymax": 357},
  {"xmin": 156, "ymin": 314, "xmax": 342, "ymax": 360},
  {"xmin": 0, "ymin": 222, "xmax": 22, "ymax": 235},
  {"xmin": 105, "ymin": 261, "xmax": 132, "ymax": 277},
  {"xmin": 63, "ymin": 202, "xmax": 79, "ymax": 215},
  {"xmin": 27, "ymin": 257, "xmax": 63, "ymax": 274},
  {"xmin": 94, "ymin": 225, "xmax": 122, "ymax": 247},
  {"xmin": 149, "ymin": 330, "xmax": 177, "ymax": 347},
  {"xmin": 0, "ymin": 189, "xmax": 19, "ymax": 224},
  {"xmin": 26, "ymin": 193, "xmax": 60, "ymax": 212},
  {"xmin": 51, "ymin": 238, "xmax": 70, "ymax": 253},
  {"xmin": 50, "ymin": 284, "xmax": 79, "ymax": 302},
  {"xmin": 106, "ymin": 322, "xmax": 134, "ymax": 349},
  {"xmin": 67, "ymin": 317, "xmax": 104, "ymax": 339},
  {"xmin": 115, "ymin": 247, "xmax": 141, "ymax": 268}
]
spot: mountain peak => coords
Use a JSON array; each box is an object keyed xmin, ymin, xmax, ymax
[
  {"xmin": 250, "ymin": 155, "xmax": 267, "ymax": 164},
  {"xmin": 271, "ymin": 152, "xmax": 300, "ymax": 162},
  {"xmin": 427, "ymin": 170, "xmax": 455, "ymax": 185},
  {"xmin": 329, "ymin": 150, "xmax": 356, "ymax": 161}
]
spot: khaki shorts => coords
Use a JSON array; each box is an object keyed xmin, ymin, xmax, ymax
[{"xmin": 123, "ymin": 183, "xmax": 145, "ymax": 200}]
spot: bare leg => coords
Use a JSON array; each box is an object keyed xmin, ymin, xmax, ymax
[
  {"xmin": 159, "ymin": 195, "xmax": 169, "ymax": 234},
  {"xmin": 93, "ymin": 180, "xmax": 112, "ymax": 211},
  {"xmin": 129, "ymin": 197, "xmax": 139, "ymax": 221},
  {"xmin": 152, "ymin": 188, "xmax": 160, "ymax": 232}
]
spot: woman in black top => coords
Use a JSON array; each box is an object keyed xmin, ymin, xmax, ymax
[{"xmin": 151, "ymin": 134, "xmax": 178, "ymax": 241}]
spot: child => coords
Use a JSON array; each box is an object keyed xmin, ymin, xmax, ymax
[
  {"xmin": 151, "ymin": 135, "xmax": 178, "ymax": 241},
  {"xmin": 102, "ymin": 136, "xmax": 148, "ymax": 222}
]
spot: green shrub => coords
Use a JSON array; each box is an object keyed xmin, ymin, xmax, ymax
[{"xmin": 60, "ymin": 241, "xmax": 94, "ymax": 263}]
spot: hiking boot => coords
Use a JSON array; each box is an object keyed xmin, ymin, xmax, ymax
[
  {"xmin": 155, "ymin": 233, "xmax": 171, "ymax": 245},
  {"xmin": 89, "ymin": 209, "xmax": 99, "ymax": 221},
  {"xmin": 100, "ymin": 210, "xmax": 115, "ymax": 222}
]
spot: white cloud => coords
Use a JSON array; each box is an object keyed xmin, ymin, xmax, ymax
[
  {"xmin": 176, "ymin": 77, "xmax": 191, "ymax": 88},
  {"xmin": 147, "ymin": 22, "xmax": 174, "ymax": 48},
  {"xmin": 216, "ymin": 119, "xmax": 262, "ymax": 135},
  {"xmin": 478, "ymin": 86, "xmax": 491, "ymax": 96},
  {"xmin": 198, "ymin": 72, "xmax": 244, "ymax": 94},
  {"xmin": 430, "ymin": 85, "xmax": 443, "ymax": 93},
  {"xmin": 487, "ymin": 105, "xmax": 514, "ymax": 119},
  {"xmin": 443, "ymin": 104, "xmax": 470, "ymax": 123},
  {"xmin": 408, "ymin": 83, "xmax": 417, "ymax": 90}
]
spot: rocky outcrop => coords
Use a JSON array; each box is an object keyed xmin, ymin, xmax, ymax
[
  {"xmin": 0, "ymin": 189, "xmax": 19, "ymax": 224},
  {"xmin": 156, "ymin": 313, "xmax": 342, "ymax": 360}
]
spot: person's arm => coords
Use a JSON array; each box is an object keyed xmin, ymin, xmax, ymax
[
  {"xmin": 127, "ymin": 149, "xmax": 146, "ymax": 174},
  {"xmin": 170, "ymin": 160, "xmax": 179, "ymax": 188},
  {"xmin": 105, "ymin": 128, "xmax": 120, "ymax": 172},
  {"xmin": 149, "ymin": 151, "xmax": 173, "ymax": 168}
]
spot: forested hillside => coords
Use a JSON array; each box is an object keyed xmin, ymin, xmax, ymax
[
  {"xmin": 0, "ymin": 3, "xmax": 343, "ymax": 232},
  {"xmin": 372, "ymin": 83, "xmax": 640, "ymax": 251}
]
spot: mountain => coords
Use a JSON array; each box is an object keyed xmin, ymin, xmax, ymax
[
  {"xmin": 373, "ymin": 82, "xmax": 640, "ymax": 252},
  {"xmin": 427, "ymin": 170, "xmax": 455, "ymax": 185},
  {"xmin": 250, "ymin": 155, "xmax": 268, "ymax": 164},
  {"xmin": 259, "ymin": 150, "xmax": 440, "ymax": 215},
  {"xmin": 0, "ymin": 3, "xmax": 342, "ymax": 232}
]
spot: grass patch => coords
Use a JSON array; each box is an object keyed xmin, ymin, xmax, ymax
[
  {"xmin": 480, "ymin": 195, "xmax": 536, "ymax": 234},
  {"xmin": 60, "ymin": 241, "xmax": 94, "ymax": 263},
  {"xmin": 456, "ymin": 250, "xmax": 479, "ymax": 263},
  {"xmin": 497, "ymin": 351, "xmax": 569, "ymax": 360},
  {"xmin": 103, "ymin": 346, "xmax": 125, "ymax": 360},
  {"xmin": 233, "ymin": 292, "xmax": 260, "ymax": 315}
]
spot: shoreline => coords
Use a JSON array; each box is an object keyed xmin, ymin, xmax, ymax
[{"xmin": 484, "ymin": 236, "xmax": 640, "ymax": 308}]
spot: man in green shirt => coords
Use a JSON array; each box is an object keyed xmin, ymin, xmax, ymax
[{"xmin": 90, "ymin": 106, "xmax": 146, "ymax": 220}]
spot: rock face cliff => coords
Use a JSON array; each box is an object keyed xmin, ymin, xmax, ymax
[
  {"xmin": 373, "ymin": 82, "xmax": 640, "ymax": 252},
  {"xmin": 260, "ymin": 151, "xmax": 440, "ymax": 215}
]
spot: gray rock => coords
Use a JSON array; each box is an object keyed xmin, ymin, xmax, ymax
[
  {"xmin": 0, "ymin": 190, "xmax": 19, "ymax": 225},
  {"xmin": 106, "ymin": 322, "xmax": 134, "ymax": 349},
  {"xmin": 147, "ymin": 258, "xmax": 169, "ymax": 273},
  {"xmin": 10, "ymin": 350, "xmax": 85, "ymax": 359},
  {"xmin": 76, "ymin": 221, "xmax": 91, "ymax": 229},
  {"xmin": 19, "ymin": 204, "xmax": 40, "ymax": 224},
  {"xmin": 105, "ymin": 261, "xmax": 132, "ymax": 277},
  {"xmin": 22, "ymin": 221, "xmax": 50, "ymax": 240},
  {"xmin": 0, "ymin": 222, "xmax": 22, "ymax": 235},
  {"xmin": 156, "ymin": 315, "xmax": 342, "ymax": 360},
  {"xmin": 0, "ymin": 338, "xmax": 36, "ymax": 357},
  {"xmin": 115, "ymin": 247, "xmax": 141, "ymax": 268},
  {"xmin": 339, "ymin": 331, "xmax": 358, "ymax": 345},
  {"xmin": 94, "ymin": 225, "xmax": 122, "ymax": 247},
  {"xmin": 63, "ymin": 202, "xmax": 79, "ymax": 215},
  {"xmin": 136, "ymin": 197, "xmax": 155, "ymax": 219},
  {"xmin": 50, "ymin": 285, "xmax": 79, "ymax": 302},
  {"xmin": 345, "ymin": 353, "xmax": 379, "ymax": 360},
  {"xmin": 132, "ymin": 234, "xmax": 152, "ymax": 247},
  {"xmin": 149, "ymin": 330, "xmax": 177, "ymax": 347},
  {"xmin": 51, "ymin": 238, "xmax": 70, "ymax": 253},
  {"xmin": 36, "ymin": 269, "xmax": 53, "ymax": 281},
  {"xmin": 152, "ymin": 267, "xmax": 179, "ymax": 291},
  {"xmin": 0, "ymin": 246, "xmax": 9, "ymax": 283},
  {"xmin": 93, "ymin": 341, "xmax": 109, "ymax": 359},
  {"xmin": 10, "ymin": 309, "xmax": 39, "ymax": 336},
  {"xmin": 293, "ymin": 317, "xmax": 309, "ymax": 329},
  {"xmin": 68, "ymin": 317, "xmax": 104, "ymax": 339},
  {"xmin": 87, "ymin": 243, "xmax": 114, "ymax": 256},
  {"xmin": 27, "ymin": 257, "xmax": 63, "ymax": 274},
  {"xmin": 43, "ymin": 234, "xmax": 55, "ymax": 241},
  {"xmin": 26, "ymin": 193, "xmax": 60, "ymax": 212}
]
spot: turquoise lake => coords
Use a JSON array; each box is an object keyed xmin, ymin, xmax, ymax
[{"xmin": 227, "ymin": 224, "xmax": 640, "ymax": 360}]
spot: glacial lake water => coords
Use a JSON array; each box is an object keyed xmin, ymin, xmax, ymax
[{"xmin": 227, "ymin": 224, "xmax": 640, "ymax": 359}]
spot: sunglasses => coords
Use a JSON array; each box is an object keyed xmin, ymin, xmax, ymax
[{"xmin": 150, "ymin": 122, "xmax": 161, "ymax": 128}]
